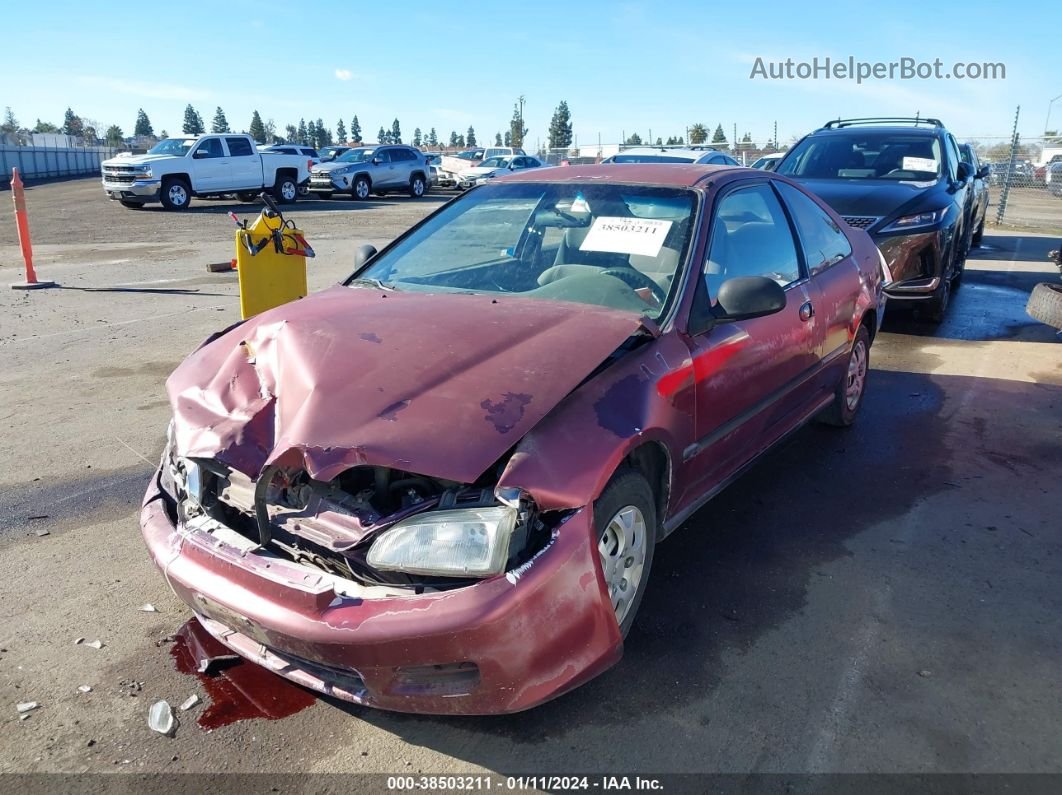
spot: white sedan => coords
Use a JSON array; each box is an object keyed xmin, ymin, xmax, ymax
[{"xmin": 457, "ymin": 155, "xmax": 544, "ymax": 189}]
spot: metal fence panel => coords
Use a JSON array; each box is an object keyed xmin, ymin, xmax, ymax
[{"xmin": 0, "ymin": 144, "xmax": 116, "ymax": 188}]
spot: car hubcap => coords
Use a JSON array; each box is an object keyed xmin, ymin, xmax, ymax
[
  {"xmin": 281, "ymin": 182, "xmax": 296, "ymax": 200},
  {"xmin": 169, "ymin": 185, "xmax": 187, "ymax": 205},
  {"xmin": 598, "ymin": 505, "xmax": 648, "ymax": 625},
  {"xmin": 414, "ymin": 178, "xmax": 424, "ymax": 195},
  {"xmin": 845, "ymin": 339, "xmax": 867, "ymax": 410},
  {"xmin": 357, "ymin": 181, "xmax": 369, "ymax": 199}
]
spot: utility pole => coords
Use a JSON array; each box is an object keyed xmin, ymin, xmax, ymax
[{"xmin": 773, "ymin": 120, "xmax": 778, "ymax": 149}]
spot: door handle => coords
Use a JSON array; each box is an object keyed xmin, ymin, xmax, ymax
[{"xmin": 799, "ymin": 301, "xmax": 815, "ymax": 322}]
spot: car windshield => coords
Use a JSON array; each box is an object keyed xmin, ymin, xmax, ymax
[
  {"xmin": 610, "ymin": 154, "xmax": 697, "ymax": 164},
  {"xmin": 777, "ymin": 132, "xmax": 942, "ymax": 181},
  {"xmin": 479, "ymin": 157, "xmax": 509, "ymax": 168},
  {"xmin": 456, "ymin": 150, "xmax": 484, "ymax": 160},
  {"xmin": 147, "ymin": 138, "xmax": 196, "ymax": 156},
  {"xmin": 353, "ymin": 182, "xmax": 697, "ymax": 320},
  {"xmin": 336, "ymin": 147, "xmax": 376, "ymax": 163}
]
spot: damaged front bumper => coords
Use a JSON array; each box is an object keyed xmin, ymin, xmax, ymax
[{"xmin": 141, "ymin": 474, "xmax": 622, "ymax": 715}]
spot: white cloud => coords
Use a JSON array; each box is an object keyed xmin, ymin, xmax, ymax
[
  {"xmin": 76, "ymin": 75, "xmax": 210, "ymax": 102},
  {"xmin": 335, "ymin": 69, "xmax": 353, "ymax": 81}
]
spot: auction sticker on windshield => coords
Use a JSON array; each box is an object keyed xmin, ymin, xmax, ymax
[
  {"xmin": 580, "ymin": 217, "xmax": 673, "ymax": 257},
  {"xmin": 902, "ymin": 156, "xmax": 937, "ymax": 172}
]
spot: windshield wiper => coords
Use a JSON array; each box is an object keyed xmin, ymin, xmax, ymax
[{"xmin": 349, "ymin": 277, "xmax": 397, "ymax": 291}]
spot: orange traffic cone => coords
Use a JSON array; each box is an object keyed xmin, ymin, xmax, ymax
[{"xmin": 9, "ymin": 168, "xmax": 57, "ymax": 290}]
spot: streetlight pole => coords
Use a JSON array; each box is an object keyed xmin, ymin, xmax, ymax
[{"xmin": 1044, "ymin": 93, "xmax": 1062, "ymax": 138}]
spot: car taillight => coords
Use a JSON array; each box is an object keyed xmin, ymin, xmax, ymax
[{"xmin": 307, "ymin": 159, "xmax": 313, "ymax": 171}]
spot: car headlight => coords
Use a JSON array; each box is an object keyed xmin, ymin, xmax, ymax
[
  {"xmin": 162, "ymin": 420, "xmax": 204, "ymax": 508},
  {"xmin": 330, "ymin": 166, "xmax": 353, "ymax": 175},
  {"xmin": 134, "ymin": 168, "xmax": 153, "ymax": 179},
  {"xmin": 880, "ymin": 208, "xmax": 947, "ymax": 233},
  {"xmin": 367, "ymin": 506, "xmax": 518, "ymax": 578}
]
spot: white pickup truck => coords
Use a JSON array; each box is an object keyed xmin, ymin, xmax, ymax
[{"xmin": 101, "ymin": 134, "xmax": 313, "ymax": 210}]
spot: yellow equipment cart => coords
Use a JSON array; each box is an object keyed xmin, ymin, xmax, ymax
[{"xmin": 234, "ymin": 194, "xmax": 314, "ymax": 319}]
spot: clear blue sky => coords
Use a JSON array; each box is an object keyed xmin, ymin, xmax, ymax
[{"xmin": 3, "ymin": 0, "xmax": 1059, "ymax": 147}]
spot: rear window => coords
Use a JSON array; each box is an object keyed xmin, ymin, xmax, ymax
[
  {"xmin": 226, "ymin": 137, "xmax": 254, "ymax": 157},
  {"xmin": 609, "ymin": 154, "xmax": 697, "ymax": 164}
]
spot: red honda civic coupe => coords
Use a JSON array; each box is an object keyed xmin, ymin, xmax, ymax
[{"xmin": 142, "ymin": 164, "xmax": 887, "ymax": 714}]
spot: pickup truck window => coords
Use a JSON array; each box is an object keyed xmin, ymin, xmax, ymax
[
  {"xmin": 195, "ymin": 138, "xmax": 224, "ymax": 158},
  {"xmin": 148, "ymin": 138, "xmax": 195, "ymax": 156},
  {"xmin": 226, "ymin": 137, "xmax": 254, "ymax": 157}
]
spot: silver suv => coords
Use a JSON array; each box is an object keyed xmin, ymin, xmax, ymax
[
  {"xmin": 602, "ymin": 146, "xmax": 739, "ymax": 166},
  {"xmin": 309, "ymin": 145, "xmax": 429, "ymax": 200}
]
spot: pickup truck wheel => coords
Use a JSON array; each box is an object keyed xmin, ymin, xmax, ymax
[
  {"xmin": 160, "ymin": 178, "xmax": 191, "ymax": 211},
  {"xmin": 352, "ymin": 176, "xmax": 371, "ymax": 200},
  {"xmin": 119, "ymin": 200, "xmax": 144, "ymax": 209},
  {"xmin": 273, "ymin": 175, "xmax": 298, "ymax": 204},
  {"xmin": 816, "ymin": 325, "xmax": 871, "ymax": 427},
  {"xmin": 236, "ymin": 192, "xmax": 258, "ymax": 203},
  {"xmin": 409, "ymin": 174, "xmax": 426, "ymax": 198}
]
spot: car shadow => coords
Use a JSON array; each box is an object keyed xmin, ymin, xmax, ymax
[
  {"xmin": 970, "ymin": 234, "xmax": 1057, "ymax": 264},
  {"xmin": 318, "ymin": 366, "xmax": 990, "ymax": 764}
]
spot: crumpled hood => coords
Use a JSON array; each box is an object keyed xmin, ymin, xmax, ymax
[{"xmin": 167, "ymin": 285, "xmax": 645, "ymax": 484}]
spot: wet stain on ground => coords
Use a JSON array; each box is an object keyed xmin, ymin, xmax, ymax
[{"xmin": 170, "ymin": 619, "xmax": 316, "ymax": 730}]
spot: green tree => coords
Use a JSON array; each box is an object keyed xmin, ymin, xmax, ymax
[
  {"xmin": 315, "ymin": 118, "xmax": 330, "ymax": 147},
  {"xmin": 284, "ymin": 124, "xmax": 297, "ymax": 143},
  {"xmin": 689, "ymin": 123, "xmax": 708, "ymax": 144},
  {"xmin": 297, "ymin": 118, "xmax": 308, "ymax": 144},
  {"xmin": 159, "ymin": 129, "xmax": 168, "ymax": 138},
  {"xmin": 711, "ymin": 124, "xmax": 727, "ymax": 145},
  {"xmin": 504, "ymin": 130, "xmax": 511, "ymax": 146},
  {"xmin": 737, "ymin": 131, "xmax": 753, "ymax": 151},
  {"xmin": 548, "ymin": 100, "xmax": 573, "ymax": 149},
  {"xmin": 248, "ymin": 110, "xmax": 265, "ymax": 141},
  {"xmin": 182, "ymin": 104, "xmax": 204, "ymax": 135},
  {"xmin": 134, "ymin": 108, "xmax": 153, "ymax": 138},
  {"xmin": 466, "ymin": 126, "xmax": 477, "ymax": 147},
  {"xmin": 391, "ymin": 118, "xmax": 402, "ymax": 144},
  {"xmin": 264, "ymin": 118, "xmax": 277, "ymax": 143},
  {"xmin": 449, "ymin": 130, "xmax": 459, "ymax": 147},
  {"xmin": 307, "ymin": 120, "xmax": 317, "ymax": 145},
  {"xmin": 82, "ymin": 126, "xmax": 98, "ymax": 144},
  {"xmin": 211, "ymin": 107, "xmax": 230, "ymax": 133},
  {"xmin": 336, "ymin": 118, "xmax": 347, "ymax": 142},
  {"xmin": 656, "ymin": 137, "xmax": 663, "ymax": 146},
  {"xmin": 104, "ymin": 124, "xmax": 124, "ymax": 147},
  {"xmin": 351, "ymin": 115, "xmax": 361, "ymax": 142},
  {"xmin": 427, "ymin": 128, "xmax": 438, "ymax": 147},
  {"xmin": 509, "ymin": 97, "xmax": 527, "ymax": 148},
  {"xmin": 412, "ymin": 127, "xmax": 422, "ymax": 147},
  {"xmin": 61, "ymin": 108, "xmax": 83, "ymax": 137},
  {"xmin": 495, "ymin": 132, "xmax": 503, "ymax": 146},
  {"xmin": 33, "ymin": 119, "xmax": 59, "ymax": 133},
  {"xmin": 378, "ymin": 126, "xmax": 389, "ymax": 144},
  {"xmin": 456, "ymin": 134, "xmax": 465, "ymax": 147},
  {"xmin": 1, "ymin": 107, "xmax": 18, "ymax": 135},
  {"xmin": 625, "ymin": 132, "xmax": 643, "ymax": 145}
]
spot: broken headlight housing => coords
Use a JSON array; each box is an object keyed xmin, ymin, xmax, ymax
[
  {"xmin": 366, "ymin": 506, "xmax": 518, "ymax": 578},
  {"xmin": 161, "ymin": 419, "xmax": 204, "ymax": 512}
]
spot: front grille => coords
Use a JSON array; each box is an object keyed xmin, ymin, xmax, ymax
[
  {"xmin": 842, "ymin": 216, "xmax": 879, "ymax": 230},
  {"xmin": 103, "ymin": 171, "xmax": 136, "ymax": 185}
]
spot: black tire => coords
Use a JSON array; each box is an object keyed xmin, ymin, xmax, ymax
[
  {"xmin": 119, "ymin": 200, "xmax": 144, "ymax": 209},
  {"xmin": 160, "ymin": 177, "xmax": 191, "ymax": 211},
  {"xmin": 924, "ymin": 274, "xmax": 952, "ymax": 323},
  {"xmin": 593, "ymin": 469, "xmax": 657, "ymax": 639},
  {"xmin": 409, "ymin": 173, "xmax": 426, "ymax": 198},
  {"xmin": 273, "ymin": 174, "xmax": 298, "ymax": 204},
  {"xmin": 816, "ymin": 324, "xmax": 871, "ymax": 427},
  {"xmin": 972, "ymin": 216, "xmax": 985, "ymax": 247},
  {"xmin": 1026, "ymin": 282, "xmax": 1062, "ymax": 330},
  {"xmin": 236, "ymin": 192, "xmax": 258, "ymax": 203},
  {"xmin": 351, "ymin": 175, "xmax": 371, "ymax": 200}
]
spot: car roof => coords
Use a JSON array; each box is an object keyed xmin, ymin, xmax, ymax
[
  {"xmin": 500, "ymin": 163, "xmax": 744, "ymax": 187},
  {"xmin": 616, "ymin": 146, "xmax": 719, "ymax": 157},
  {"xmin": 808, "ymin": 125, "xmax": 941, "ymax": 138}
]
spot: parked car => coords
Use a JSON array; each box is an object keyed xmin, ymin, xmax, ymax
[
  {"xmin": 260, "ymin": 144, "xmax": 321, "ymax": 195},
  {"xmin": 101, "ymin": 134, "xmax": 312, "ymax": 210},
  {"xmin": 990, "ymin": 160, "xmax": 1036, "ymax": 187},
  {"xmin": 456, "ymin": 155, "xmax": 544, "ymax": 188},
  {"xmin": 308, "ymin": 144, "xmax": 429, "ymax": 200},
  {"xmin": 958, "ymin": 143, "xmax": 990, "ymax": 246},
  {"xmin": 775, "ymin": 117, "xmax": 973, "ymax": 321},
  {"xmin": 438, "ymin": 147, "xmax": 529, "ymax": 188},
  {"xmin": 1046, "ymin": 162, "xmax": 1062, "ymax": 197},
  {"xmin": 319, "ymin": 145, "xmax": 354, "ymax": 162},
  {"xmin": 602, "ymin": 146, "xmax": 739, "ymax": 166},
  {"xmin": 142, "ymin": 163, "xmax": 886, "ymax": 715},
  {"xmin": 750, "ymin": 152, "xmax": 784, "ymax": 170}
]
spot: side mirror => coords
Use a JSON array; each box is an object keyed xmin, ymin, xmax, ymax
[
  {"xmin": 354, "ymin": 244, "xmax": 378, "ymax": 270},
  {"xmin": 508, "ymin": 162, "xmax": 518, "ymax": 170},
  {"xmin": 976, "ymin": 165, "xmax": 990, "ymax": 180},
  {"xmin": 714, "ymin": 276, "xmax": 786, "ymax": 321},
  {"xmin": 193, "ymin": 149, "xmax": 209, "ymax": 159},
  {"xmin": 371, "ymin": 156, "xmax": 383, "ymax": 165},
  {"xmin": 956, "ymin": 161, "xmax": 972, "ymax": 182}
]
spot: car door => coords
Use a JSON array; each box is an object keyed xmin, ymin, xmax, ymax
[
  {"xmin": 373, "ymin": 148, "xmax": 397, "ymax": 188},
  {"xmin": 681, "ymin": 181, "xmax": 820, "ymax": 497},
  {"xmin": 226, "ymin": 136, "xmax": 261, "ymax": 189},
  {"xmin": 774, "ymin": 181, "xmax": 862, "ymax": 383},
  {"xmin": 190, "ymin": 137, "xmax": 228, "ymax": 191}
]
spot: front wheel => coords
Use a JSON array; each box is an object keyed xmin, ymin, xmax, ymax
[
  {"xmin": 160, "ymin": 178, "xmax": 191, "ymax": 211},
  {"xmin": 409, "ymin": 174, "xmax": 426, "ymax": 198},
  {"xmin": 816, "ymin": 324, "xmax": 871, "ymax": 427},
  {"xmin": 594, "ymin": 470, "xmax": 657, "ymax": 638},
  {"xmin": 273, "ymin": 175, "xmax": 298, "ymax": 204},
  {"xmin": 351, "ymin": 175, "xmax": 371, "ymax": 200}
]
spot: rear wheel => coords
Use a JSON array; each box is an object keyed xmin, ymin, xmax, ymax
[
  {"xmin": 352, "ymin": 175, "xmax": 371, "ymax": 200},
  {"xmin": 273, "ymin": 174, "xmax": 298, "ymax": 204},
  {"xmin": 409, "ymin": 173, "xmax": 426, "ymax": 198},
  {"xmin": 594, "ymin": 470, "xmax": 657, "ymax": 638},
  {"xmin": 160, "ymin": 178, "xmax": 191, "ymax": 211},
  {"xmin": 816, "ymin": 325, "xmax": 871, "ymax": 427}
]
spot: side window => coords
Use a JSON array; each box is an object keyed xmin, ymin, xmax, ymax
[
  {"xmin": 944, "ymin": 135, "xmax": 960, "ymax": 180},
  {"xmin": 705, "ymin": 183, "xmax": 802, "ymax": 296},
  {"xmin": 226, "ymin": 137, "xmax": 254, "ymax": 157},
  {"xmin": 373, "ymin": 150, "xmax": 391, "ymax": 163},
  {"xmin": 195, "ymin": 138, "xmax": 224, "ymax": 158},
  {"xmin": 391, "ymin": 148, "xmax": 415, "ymax": 162},
  {"xmin": 775, "ymin": 182, "xmax": 852, "ymax": 275}
]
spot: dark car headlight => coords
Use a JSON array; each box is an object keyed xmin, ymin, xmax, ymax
[{"xmin": 880, "ymin": 208, "xmax": 947, "ymax": 233}]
